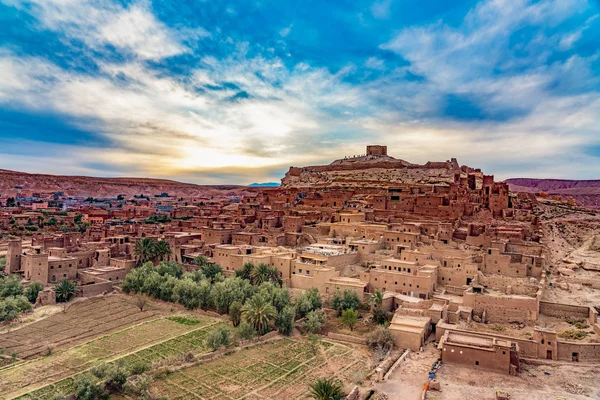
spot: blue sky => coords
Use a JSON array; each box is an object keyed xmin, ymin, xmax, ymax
[{"xmin": 0, "ymin": 0, "xmax": 599, "ymax": 184}]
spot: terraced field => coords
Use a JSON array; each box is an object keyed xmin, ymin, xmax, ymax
[
  {"xmin": 0, "ymin": 297, "xmax": 220, "ymax": 400},
  {"xmin": 151, "ymin": 337, "xmax": 370, "ymax": 400},
  {"xmin": 0, "ymin": 295, "xmax": 164, "ymax": 359}
]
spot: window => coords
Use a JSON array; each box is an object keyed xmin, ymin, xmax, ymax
[{"xmin": 475, "ymin": 361, "xmax": 479, "ymax": 365}]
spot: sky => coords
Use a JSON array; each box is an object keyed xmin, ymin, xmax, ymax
[{"xmin": 0, "ymin": 0, "xmax": 599, "ymax": 185}]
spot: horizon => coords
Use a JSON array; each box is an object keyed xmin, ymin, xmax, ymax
[{"xmin": 1, "ymin": 0, "xmax": 599, "ymax": 184}]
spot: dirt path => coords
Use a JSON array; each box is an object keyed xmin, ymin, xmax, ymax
[{"xmin": 374, "ymin": 343, "xmax": 439, "ymax": 400}]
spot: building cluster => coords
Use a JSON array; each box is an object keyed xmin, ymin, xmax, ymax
[{"xmin": 1, "ymin": 145, "xmax": 598, "ymax": 373}]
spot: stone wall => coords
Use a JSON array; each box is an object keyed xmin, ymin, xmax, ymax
[
  {"xmin": 557, "ymin": 341, "xmax": 600, "ymax": 362},
  {"xmin": 539, "ymin": 301, "xmax": 594, "ymax": 323}
]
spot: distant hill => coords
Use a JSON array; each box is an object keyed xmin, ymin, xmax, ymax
[
  {"xmin": 505, "ymin": 178, "xmax": 600, "ymax": 210},
  {"xmin": 0, "ymin": 169, "xmax": 249, "ymax": 199},
  {"xmin": 248, "ymin": 182, "xmax": 280, "ymax": 187}
]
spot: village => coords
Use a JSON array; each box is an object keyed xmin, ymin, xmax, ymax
[{"xmin": 1, "ymin": 146, "xmax": 599, "ymax": 400}]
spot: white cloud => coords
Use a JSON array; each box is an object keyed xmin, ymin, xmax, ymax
[{"xmin": 4, "ymin": 0, "xmax": 207, "ymax": 60}]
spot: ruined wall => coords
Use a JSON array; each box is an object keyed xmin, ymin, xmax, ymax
[
  {"xmin": 539, "ymin": 301, "xmax": 593, "ymax": 323},
  {"xmin": 557, "ymin": 342, "xmax": 600, "ymax": 362}
]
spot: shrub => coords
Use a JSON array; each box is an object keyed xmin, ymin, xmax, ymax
[
  {"xmin": 558, "ymin": 329, "xmax": 589, "ymax": 340},
  {"xmin": 303, "ymin": 309, "xmax": 327, "ymax": 333},
  {"xmin": 237, "ymin": 321, "xmax": 256, "ymax": 340},
  {"xmin": 205, "ymin": 327, "xmax": 232, "ymax": 351},
  {"xmin": 366, "ymin": 326, "xmax": 394, "ymax": 353},
  {"xmin": 0, "ymin": 274, "xmax": 24, "ymax": 298},
  {"xmin": 0, "ymin": 295, "xmax": 32, "ymax": 322},
  {"xmin": 73, "ymin": 373, "xmax": 108, "ymax": 400},
  {"xmin": 24, "ymin": 281, "xmax": 44, "ymax": 303}
]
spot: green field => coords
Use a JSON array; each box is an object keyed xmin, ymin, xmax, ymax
[
  {"xmin": 151, "ymin": 337, "xmax": 370, "ymax": 400},
  {"xmin": 3, "ymin": 315, "xmax": 219, "ymax": 400}
]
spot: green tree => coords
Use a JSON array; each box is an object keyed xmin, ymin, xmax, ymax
[
  {"xmin": 200, "ymin": 263, "xmax": 224, "ymax": 283},
  {"xmin": 24, "ymin": 281, "xmax": 44, "ymax": 303},
  {"xmin": 369, "ymin": 289, "xmax": 384, "ymax": 309},
  {"xmin": 0, "ymin": 296, "xmax": 32, "ymax": 322},
  {"xmin": 308, "ymin": 377, "xmax": 344, "ymax": 400},
  {"xmin": 154, "ymin": 240, "xmax": 171, "ymax": 261},
  {"xmin": 241, "ymin": 295, "xmax": 276, "ymax": 334},
  {"xmin": 54, "ymin": 279, "xmax": 77, "ymax": 302},
  {"xmin": 294, "ymin": 288, "xmax": 322, "ymax": 318},
  {"xmin": 229, "ymin": 301, "xmax": 243, "ymax": 327},
  {"xmin": 340, "ymin": 309, "xmax": 358, "ymax": 332},
  {"xmin": 156, "ymin": 261, "xmax": 183, "ymax": 278},
  {"xmin": 0, "ymin": 275, "xmax": 24, "ymax": 298},
  {"xmin": 122, "ymin": 263, "xmax": 154, "ymax": 293},
  {"xmin": 303, "ymin": 309, "xmax": 326, "ymax": 334},
  {"xmin": 275, "ymin": 305, "xmax": 296, "ymax": 335},
  {"xmin": 252, "ymin": 263, "xmax": 282, "ymax": 286},
  {"xmin": 235, "ymin": 262, "xmax": 254, "ymax": 281},
  {"xmin": 134, "ymin": 238, "xmax": 156, "ymax": 266},
  {"xmin": 194, "ymin": 255, "xmax": 210, "ymax": 267},
  {"xmin": 172, "ymin": 279, "xmax": 204, "ymax": 309},
  {"xmin": 331, "ymin": 289, "xmax": 361, "ymax": 316},
  {"xmin": 211, "ymin": 277, "xmax": 254, "ymax": 313}
]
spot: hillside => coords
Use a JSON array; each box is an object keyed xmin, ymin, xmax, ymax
[
  {"xmin": 505, "ymin": 178, "xmax": 600, "ymax": 210},
  {"xmin": 0, "ymin": 169, "xmax": 249, "ymax": 198}
]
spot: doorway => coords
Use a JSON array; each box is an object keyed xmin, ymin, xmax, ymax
[{"xmin": 546, "ymin": 350, "xmax": 552, "ymax": 360}]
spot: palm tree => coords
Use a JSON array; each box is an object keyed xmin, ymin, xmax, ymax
[
  {"xmin": 154, "ymin": 240, "xmax": 171, "ymax": 261},
  {"xmin": 369, "ymin": 289, "xmax": 384, "ymax": 309},
  {"xmin": 134, "ymin": 238, "xmax": 156, "ymax": 265},
  {"xmin": 55, "ymin": 279, "xmax": 77, "ymax": 302},
  {"xmin": 252, "ymin": 263, "xmax": 282, "ymax": 286},
  {"xmin": 194, "ymin": 255, "xmax": 209, "ymax": 267},
  {"xmin": 236, "ymin": 262, "xmax": 254, "ymax": 281},
  {"xmin": 308, "ymin": 377, "xmax": 344, "ymax": 400},
  {"xmin": 241, "ymin": 295, "xmax": 276, "ymax": 334}
]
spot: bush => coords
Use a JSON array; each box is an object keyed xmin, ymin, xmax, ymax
[
  {"xmin": 0, "ymin": 275, "xmax": 24, "ymax": 298},
  {"xmin": 366, "ymin": 326, "xmax": 394, "ymax": 353},
  {"xmin": 205, "ymin": 327, "xmax": 232, "ymax": 351},
  {"xmin": 73, "ymin": 373, "xmax": 108, "ymax": 400},
  {"xmin": 0, "ymin": 295, "xmax": 32, "ymax": 322},
  {"xmin": 303, "ymin": 309, "xmax": 326, "ymax": 333},
  {"xmin": 371, "ymin": 307, "xmax": 389, "ymax": 325},
  {"xmin": 237, "ymin": 321, "xmax": 256, "ymax": 340},
  {"xmin": 24, "ymin": 281, "xmax": 44, "ymax": 303},
  {"xmin": 558, "ymin": 329, "xmax": 589, "ymax": 340}
]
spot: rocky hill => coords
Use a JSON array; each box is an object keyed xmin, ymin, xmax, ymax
[
  {"xmin": 505, "ymin": 178, "xmax": 600, "ymax": 210},
  {"xmin": 0, "ymin": 169, "xmax": 248, "ymax": 198}
]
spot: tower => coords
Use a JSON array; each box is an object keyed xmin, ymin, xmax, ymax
[{"xmin": 6, "ymin": 238, "xmax": 22, "ymax": 274}]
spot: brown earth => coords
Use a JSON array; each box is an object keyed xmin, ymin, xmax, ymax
[
  {"xmin": 0, "ymin": 169, "xmax": 250, "ymax": 198},
  {"xmin": 505, "ymin": 178, "xmax": 600, "ymax": 210}
]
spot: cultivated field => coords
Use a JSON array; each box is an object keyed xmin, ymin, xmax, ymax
[
  {"xmin": 0, "ymin": 296, "xmax": 221, "ymax": 400},
  {"xmin": 150, "ymin": 337, "xmax": 371, "ymax": 400},
  {"xmin": 0, "ymin": 295, "xmax": 166, "ymax": 359}
]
